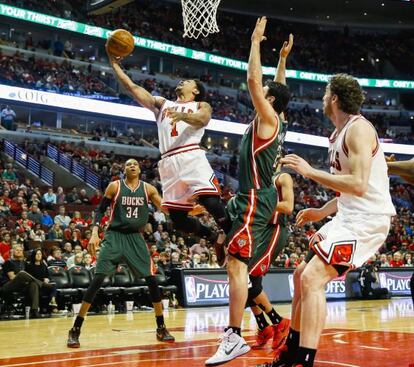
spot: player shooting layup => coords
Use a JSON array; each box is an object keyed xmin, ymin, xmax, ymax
[{"xmin": 107, "ymin": 47, "xmax": 230, "ymax": 240}]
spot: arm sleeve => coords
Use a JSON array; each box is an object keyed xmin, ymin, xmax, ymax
[{"xmin": 94, "ymin": 196, "xmax": 112, "ymax": 226}]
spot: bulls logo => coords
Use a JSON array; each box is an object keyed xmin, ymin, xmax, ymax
[{"xmin": 331, "ymin": 241, "xmax": 356, "ymax": 264}]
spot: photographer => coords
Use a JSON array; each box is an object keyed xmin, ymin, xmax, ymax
[{"xmin": 359, "ymin": 263, "xmax": 389, "ymax": 299}]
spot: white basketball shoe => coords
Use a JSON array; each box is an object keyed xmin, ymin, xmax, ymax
[{"xmin": 205, "ymin": 328, "xmax": 251, "ymax": 366}]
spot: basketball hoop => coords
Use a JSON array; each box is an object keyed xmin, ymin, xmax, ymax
[{"xmin": 181, "ymin": 0, "xmax": 221, "ymax": 39}]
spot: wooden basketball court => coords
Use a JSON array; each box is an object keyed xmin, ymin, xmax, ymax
[{"xmin": 0, "ymin": 298, "xmax": 413, "ymax": 367}]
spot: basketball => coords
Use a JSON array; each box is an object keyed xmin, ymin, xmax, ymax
[{"xmin": 106, "ymin": 29, "xmax": 135, "ymax": 57}]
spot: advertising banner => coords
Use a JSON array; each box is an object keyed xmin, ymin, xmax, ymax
[{"xmin": 180, "ymin": 268, "xmax": 412, "ymax": 307}]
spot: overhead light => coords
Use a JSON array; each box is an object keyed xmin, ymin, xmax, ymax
[
  {"xmin": 360, "ymin": 57, "xmax": 365, "ymax": 61},
  {"xmin": 381, "ymin": 3, "xmax": 385, "ymax": 6},
  {"xmin": 326, "ymin": 15, "xmax": 330, "ymax": 19},
  {"xmin": 169, "ymin": 28, "xmax": 173, "ymax": 32},
  {"xmin": 364, "ymin": 12, "xmax": 367, "ymax": 16},
  {"xmin": 290, "ymin": 7, "xmax": 293, "ymax": 11},
  {"xmin": 376, "ymin": 58, "xmax": 380, "ymax": 62}
]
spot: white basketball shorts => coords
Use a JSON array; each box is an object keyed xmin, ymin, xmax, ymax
[
  {"xmin": 158, "ymin": 148, "xmax": 220, "ymax": 211},
  {"xmin": 310, "ymin": 212, "xmax": 392, "ymax": 270}
]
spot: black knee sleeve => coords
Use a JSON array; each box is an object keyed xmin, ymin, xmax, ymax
[
  {"xmin": 247, "ymin": 276, "xmax": 263, "ymax": 305},
  {"xmin": 83, "ymin": 273, "xmax": 106, "ymax": 304},
  {"xmin": 145, "ymin": 276, "xmax": 162, "ymax": 303},
  {"xmin": 198, "ymin": 195, "xmax": 232, "ymax": 233}
]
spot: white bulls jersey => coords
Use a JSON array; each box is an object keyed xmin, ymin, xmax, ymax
[
  {"xmin": 157, "ymin": 99, "xmax": 204, "ymax": 156},
  {"xmin": 328, "ymin": 114, "xmax": 396, "ymax": 216}
]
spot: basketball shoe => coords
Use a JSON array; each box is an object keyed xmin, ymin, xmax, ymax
[
  {"xmin": 254, "ymin": 345, "xmax": 294, "ymax": 367},
  {"xmin": 251, "ymin": 325, "xmax": 274, "ymax": 349},
  {"xmin": 272, "ymin": 319, "xmax": 290, "ymax": 351},
  {"xmin": 205, "ymin": 328, "xmax": 251, "ymax": 366},
  {"xmin": 67, "ymin": 327, "xmax": 80, "ymax": 348},
  {"xmin": 156, "ymin": 326, "xmax": 175, "ymax": 342}
]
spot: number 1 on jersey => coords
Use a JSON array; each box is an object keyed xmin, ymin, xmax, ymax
[{"xmin": 171, "ymin": 123, "xmax": 178, "ymax": 137}]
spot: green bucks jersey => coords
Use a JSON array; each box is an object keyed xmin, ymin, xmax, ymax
[
  {"xmin": 108, "ymin": 180, "xmax": 149, "ymax": 233},
  {"xmin": 238, "ymin": 115, "xmax": 286, "ymax": 193}
]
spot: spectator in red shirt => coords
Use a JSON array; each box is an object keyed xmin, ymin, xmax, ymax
[
  {"xmin": 0, "ymin": 232, "xmax": 11, "ymax": 262},
  {"xmin": 2, "ymin": 189, "xmax": 13, "ymax": 206},
  {"xmin": 16, "ymin": 211, "xmax": 34, "ymax": 233},
  {"xmin": 90, "ymin": 189, "xmax": 103, "ymax": 206},
  {"xmin": 285, "ymin": 253, "xmax": 299, "ymax": 268},
  {"xmin": 389, "ymin": 252, "xmax": 404, "ymax": 267},
  {"xmin": 81, "ymin": 231, "xmax": 92, "ymax": 249},
  {"xmin": 64, "ymin": 222, "xmax": 81, "ymax": 241},
  {"xmin": 10, "ymin": 196, "xmax": 25, "ymax": 216},
  {"xmin": 72, "ymin": 211, "xmax": 88, "ymax": 228}
]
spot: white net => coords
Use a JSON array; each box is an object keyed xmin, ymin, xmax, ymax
[{"xmin": 181, "ymin": 0, "xmax": 221, "ymax": 39}]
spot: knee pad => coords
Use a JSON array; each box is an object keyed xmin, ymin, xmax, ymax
[
  {"xmin": 145, "ymin": 276, "xmax": 162, "ymax": 303},
  {"xmin": 83, "ymin": 273, "xmax": 106, "ymax": 304},
  {"xmin": 247, "ymin": 276, "xmax": 263, "ymax": 303}
]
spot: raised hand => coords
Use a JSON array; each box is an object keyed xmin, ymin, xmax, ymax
[
  {"xmin": 279, "ymin": 33, "xmax": 294, "ymax": 58},
  {"xmin": 105, "ymin": 42, "xmax": 123, "ymax": 65},
  {"xmin": 296, "ymin": 208, "xmax": 323, "ymax": 227},
  {"xmin": 280, "ymin": 154, "xmax": 313, "ymax": 178},
  {"xmin": 251, "ymin": 16, "xmax": 268, "ymax": 43}
]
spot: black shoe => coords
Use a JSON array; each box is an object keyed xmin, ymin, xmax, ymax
[
  {"xmin": 156, "ymin": 326, "xmax": 175, "ymax": 342},
  {"xmin": 67, "ymin": 327, "xmax": 81, "ymax": 348}
]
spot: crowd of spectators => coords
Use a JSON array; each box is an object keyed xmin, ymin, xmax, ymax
[
  {"xmin": 5, "ymin": 0, "xmax": 412, "ymax": 79},
  {"xmin": 0, "ymin": 52, "xmax": 114, "ymax": 97}
]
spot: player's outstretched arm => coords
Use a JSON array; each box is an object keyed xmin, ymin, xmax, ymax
[
  {"xmin": 274, "ymin": 34, "xmax": 294, "ymax": 86},
  {"xmin": 166, "ymin": 101, "xmax": 212, "ymax": 130},
  {"xmin": 106, "ymin": 45, "xmax": 164, "ymax": 115},
  {"xmin": 387, "ymin": 156, "xmax": 414, "ymax": 184},
  {"xmin": 296, "ymin": 198, "xmax": 338, "ymax": 227},
  {"xmin": 247, "ymin": 17, "xmax": 279, "ymax": 139},
  {"xmin": 281, "ymin": 119, "xmax": 375, "ymax": 196},
  {"xmin": 275, "ymin": 173, "xmax": 294, "ymax": 214}
]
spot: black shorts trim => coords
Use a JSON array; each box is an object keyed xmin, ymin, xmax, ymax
[{"xmin": 305, "ymin": 249, "xmax": 349, "ymax": 276}]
